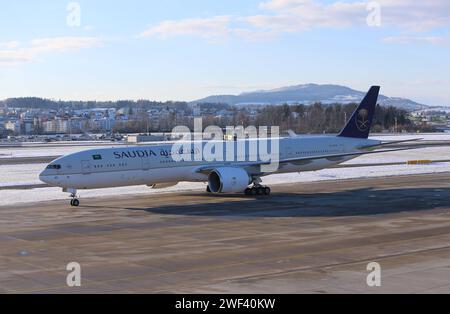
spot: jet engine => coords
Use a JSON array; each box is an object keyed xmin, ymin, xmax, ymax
[{"xmin": 208, "ymin": 167, "xmax": 250, "ymax": 193}]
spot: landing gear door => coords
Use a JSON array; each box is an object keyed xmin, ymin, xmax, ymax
[{"xmin": 81, "ymin": 160, "xmax": 92, "ymax": 174}]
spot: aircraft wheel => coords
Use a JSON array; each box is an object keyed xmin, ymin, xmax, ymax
[
  {"xmin": 250, "ymin": 187, "xmax": 257, "ymax": 196},
  {"xmin": 71, "ymin": 199, "xmax": 80, "ymax": 207},
  {"xmin": 244, "ymin": 188, "xmax": 251, "ymax": 195},
  {"xmin": 256, "ymin": 187, "xmax": 265, "ymax": 195},
  {"xmin": 264, "ymin": 187, "xmax": 271, "ymax": 196}
]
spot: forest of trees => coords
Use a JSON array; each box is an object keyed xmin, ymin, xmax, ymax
[
  {"xmin": 254, "ymin": 103, "xmax": 420, "ymax": 134},
  {"xmin": 0, "ymin": 97, "xmax": 188, "ymax": 111},
  {"xmin": 190, "ymin": 103, "xmax": 430, "ymax": 134},
  {"xmin": 106, "ymin": 102, "xmax": 431, "ymax": 134}
]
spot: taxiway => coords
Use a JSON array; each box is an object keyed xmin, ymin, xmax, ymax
[{"xmin": 1, "ymin": 172, "xmax": 450, "ymax": 293}]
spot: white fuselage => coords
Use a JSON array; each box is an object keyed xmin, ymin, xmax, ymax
[{"xmin": 39, "ymin": 136, "xmax": 380, "ymax": 190}]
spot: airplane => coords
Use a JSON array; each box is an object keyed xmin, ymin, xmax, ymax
[{"xmin": 40, "ymin": 86, "xmax": 419, "ymax": 206}]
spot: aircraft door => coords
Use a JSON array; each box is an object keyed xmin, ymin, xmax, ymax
[
  {"xmin": 285, "ymin": 146, "xmax": 294, "ymax": 158},
  {"xmin": 81, "ymin": 160, "xmax": 92, "ymax": 174}
]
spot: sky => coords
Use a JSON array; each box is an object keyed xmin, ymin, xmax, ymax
[{"xmin": 0, "ymin": 0, "xmax": 449, "ymax": 105}]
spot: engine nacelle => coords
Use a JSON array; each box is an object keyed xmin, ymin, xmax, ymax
[
  {"xmin": 208, "ymin": 167, "xmax": 250, "ymax": 193},
  {"xmin": 148, "ymin": 182, "xmax": 179, "ymax": 189}
]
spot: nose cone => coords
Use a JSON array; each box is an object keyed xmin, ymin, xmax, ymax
[
  {"xmin": 41, "ymin": 156, "xmax": 68, "ymax": 186},
  {"xmin": 39, "ymin": 169, "xmax": 50, "ymax": 184}
]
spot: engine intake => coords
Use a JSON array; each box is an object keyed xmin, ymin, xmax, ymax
[{"xmin": 208, "ymin": 167, "xmax": 250, "ymax": 193}]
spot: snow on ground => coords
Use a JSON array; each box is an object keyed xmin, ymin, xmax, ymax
[
  {"xmin": 0, "ymin": 145, "xmax": 118, "ymax": 159},
  {"xmin": 262, "ymin": 162, "xmax": 450, "ymax": 185},
  {"xmin": 370, "ymin": 133, "xmax": 450, "ymax": 141},
  {"xmin": 344, "ymin": 146, "xmax": 450, "ymax": 164},
  {"xmin": 0, "ymin": 183, "xmax": 206, "ymax": 207},
  {"xmin": 0, "ymin": 163, "xmax": 47, "ymax": 186},
  {"xmin": 2, "ymin": 145, "xmax": 450, "ymax": 188},
  {"xmin": 1, "ymin": 162, "xmax": 450, "ymax": 207},
  {"xmin": 1, "ymin": 133, "xmax": 450, "ymax": 159},
  {"xmin": 1, "ymin": 156, "xmax": 450, "ymax": 207}
]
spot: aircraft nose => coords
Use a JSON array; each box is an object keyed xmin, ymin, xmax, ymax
[
  {"xmin": 39, "ymin": 168, "xmax": 57, "ymax": 185},
  {"xmin": 39, "ymin": 170, "xmax": 50, "ymax": 184}
]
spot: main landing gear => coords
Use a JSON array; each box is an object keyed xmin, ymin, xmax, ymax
[
  {"xmin": 245, "ymin": 185, "xmax": 271, "ymax": 196},
  {"xmin": 245, "ymin": 178, "xmax": 271, "ymax": 196}
]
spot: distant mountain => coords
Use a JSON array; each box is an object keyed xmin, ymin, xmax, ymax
[{"xmin": 193, "ymin": 84, "xmax": 427, "ymax": 111}]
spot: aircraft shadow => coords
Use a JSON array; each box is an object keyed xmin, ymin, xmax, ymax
[{"xmin": 125, "ymin": 187, "xmax": 450, "ymax": 218}]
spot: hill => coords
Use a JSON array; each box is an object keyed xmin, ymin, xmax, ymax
[{"xmin": 193, "ymin": 84, "xmax": 427, "ymax": 111}]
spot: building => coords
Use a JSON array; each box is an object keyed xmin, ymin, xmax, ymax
[
  {"xmin": 91, "ymin": 117, "xmax": 116, "ymax": 132},
  {"xmin": 43, "ymin": 118, "xmax": 69, "ymax": 134},
  {"xmin": 22, "ymin": 118, "xmax": 34, "ymax": 134},
  {"xmin": 127, "ymin": 133, "xmax": 169, "ymax": 143},
  {"xmin": 5, "ymin": 120, "xmax": 20, "ymax": 134},
  {"xmin": 43, "ymin": 120, "xmax": 57, "ymax": 134}
]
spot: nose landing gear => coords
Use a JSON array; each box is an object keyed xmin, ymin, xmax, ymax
[
  {"xmin": 64, "ymin": 188, "xmax": 80, "ymax": 207},
  {"xmin": 70, "ymin": 196, "xmax": 80, "ymax": 207}
]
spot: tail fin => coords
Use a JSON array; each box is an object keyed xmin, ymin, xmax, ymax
[{"xmin": 338, "ymin": 86, "xmax": 380, "ymax": 139}]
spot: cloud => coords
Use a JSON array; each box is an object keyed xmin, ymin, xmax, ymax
[
  {"xmin": 138, "ymin": 16, "xmax": 232, "ymax": 39},
  {"xmin": 254, "ymin": 0, "xmax": 450, "ymax": 32},
  {"xmin": 376, "ymin": 0, "xmax": 450, "ymax": 31},
  {"xmin": 0, "ymin": 41, "xmax": 20, "ymax": 49},
  {"xmin": 259, "ymin": 0, "xmax": 311, "ymax": 11},
  {"xmin": 0, "ymin": 37, "xmax": 101, "ymax": 66},
  {"xmin": 244, "ymin": 1, "xmax": 367, "ymax": 33},
  {"xmin": 382, "ymin": 36, "xmax": 450, "ymax": 46},
  {"xmin": 137, "ymin": 1, "xmax": 369, "ymax": 41},
  {"xmin": 138, "ymin": 0, "xmax": 450, "ymax": 42}
]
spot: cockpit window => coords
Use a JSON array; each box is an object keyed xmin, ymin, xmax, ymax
[
  {"xmin": 46, "ymin": 164, "xmax": 61, "ymax": 170},
  {"xmin": 93, "ymin": 154, "xmax": 102, "ymax": 160}
]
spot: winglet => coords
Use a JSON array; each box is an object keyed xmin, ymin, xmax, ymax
[{"xmin": 338, "ymin": 86, "xmax": 380, "ymax": 139}]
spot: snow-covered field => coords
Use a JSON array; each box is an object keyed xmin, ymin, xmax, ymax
[
  {"xmin": 345, "ymin": 146, "xmax": 450, "ymax": 164},
  {"xmin": 1, "ymin": 133, "xmax": 449, "ymax": 159},
  {"xmin": 370, "ymin": 133, "xmax": 450, "ymax": 141},
  {"xmin": 1, "ymin": 161, "xmax": 450, "ymax": 207},
  {"xmin": 0, "ymin": 145, "xmax": 119, "ymax": 159},
  {"xmin": 0, "ymin": 163, "xmax": 47, "ymax": 186},
  {"xmin": 1, "ymin": 134, "xmax": 450, "ymax": 206}
]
